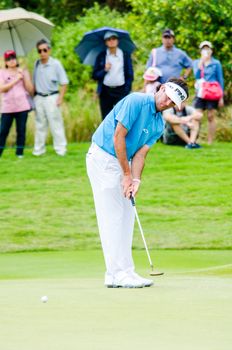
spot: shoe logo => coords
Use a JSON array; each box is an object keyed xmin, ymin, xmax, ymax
[{"xmin": 143, "ymin": 128, "xmax": 149, "ymax": 134}]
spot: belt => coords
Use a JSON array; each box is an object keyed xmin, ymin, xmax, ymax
[{"xmin": 35, "ymin": 91, "xmax": 59, "ymax": 97}]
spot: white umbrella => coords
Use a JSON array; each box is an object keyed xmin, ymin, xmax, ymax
[{"xmin": 0, "ymin": 7, "xmax": 54, "ymax": 56}]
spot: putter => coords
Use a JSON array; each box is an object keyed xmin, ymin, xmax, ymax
[{"xmin": 130, "ymin": 195, "xmax": 164, "ymax": 276}]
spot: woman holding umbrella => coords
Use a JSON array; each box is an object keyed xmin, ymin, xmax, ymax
[{"xmin": 0, "ymin": 50, "xmax": 34, "ymax": 158}]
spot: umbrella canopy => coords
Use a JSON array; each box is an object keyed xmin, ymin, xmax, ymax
[
  {"xmin": 75, "ymin": 26, "xmax": 136, "ymax": 66},
  {"xmin": 0, "ymin": 7, "xmax": 54, "ymax": 56}
]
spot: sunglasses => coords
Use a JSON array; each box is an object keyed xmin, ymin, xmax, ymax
[
  {"xmin": 5, "ymin": 56, "xmax": 16, "ymax": 61},
  {"xmin": 106, "ymin": 37, "xmax": 118, "ymax": 41},
  {"xmin": 38, "ymin": 48, "xmax": 48, "ymax": 54},
  {"xmin": 163, "ymin": 35, "xmax": 172, "ymax": 39}
]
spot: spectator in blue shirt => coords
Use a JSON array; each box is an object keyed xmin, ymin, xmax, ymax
[
  {"xmin": 193, "ymin": 41, "xmax": 224, "ymax": 144},
  {"xmin": 93, "ymin": 31, "xmax": 134, "ymax": 120},
  {"xmin": 146, "ymin": 29, "xmax": 192, "ymax": 83},
  {"xmin": 86, "ymin": 78, "xmax": 190, "ymax": 289}
]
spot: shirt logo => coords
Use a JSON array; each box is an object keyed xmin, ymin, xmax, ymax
[{"xmin": 143, "ymin": 129, "xmax": 149, "ymax": 134}]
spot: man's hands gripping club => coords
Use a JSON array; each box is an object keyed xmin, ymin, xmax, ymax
[
  {"xmin": 114, "ymin": 122, "xmax": 150, "ymax": 199},
  {"xmin": 122, "ymin": 175, "xmax": 141, "ymax": 198}
]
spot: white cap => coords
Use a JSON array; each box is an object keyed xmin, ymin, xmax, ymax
[
  {"xmin": 165, "ymin": 82, "xmax": 188, "ymax": 109},
  {"xmin": 199, "ymin": 41, "xmax": 213, "ymax": 49}
]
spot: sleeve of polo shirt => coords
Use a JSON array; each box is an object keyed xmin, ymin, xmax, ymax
[
  {"xmin": 115, "ymin": 93, "xmax": 142, "ymax": 131},
  {"xmin": 56, "ymin": 61, "xmax": 69, "ymax": 85}
]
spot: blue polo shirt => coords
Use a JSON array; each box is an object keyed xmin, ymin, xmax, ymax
[
  {"xmin": 92, "ymin": 92, "xmax": 164, "ymax": 160},
  {"xmin": 146, "ymin": 45, "xmax": 193, "ymax": 83}
]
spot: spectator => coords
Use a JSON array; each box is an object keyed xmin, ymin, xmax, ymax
[
  {"xmin": 33, "ymin": 39, "xmax": 69, "ymax": 156},
  {"xmin": 193, "ymin": 41, "xmax": 224, "ymax": 144},
  {"xmin": 86, "ymin": 78, "xmax": 189, "ymax": 288},
  {"xmin": 0, "ymin": 50, "xmax": 33, "ymax": 158},
  {"xmin": 146, "ymin": 29, "xmax": 192, "ymax": 83},
  {"xmin": 93, "ymin": 31, "xmax": 134, "ymax": 120},
  {"xmin": 142, "ymin": 66, "xmax": 162, "ymax": 94},
  {"xmin": 162, "ymin": 103, "xmax": 203, "ymax": 149}
]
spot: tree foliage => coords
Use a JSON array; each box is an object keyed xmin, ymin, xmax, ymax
[
  {"xmin": 49, "ymin": 1, "xmax": 232, "ymax": 102},
  {"xmin": 126, "ymin": 0, "xmax": 232, "ymax": 100},
  {"xmin": 1, "ymin": 0, "xmax": 231, "ymax": 101},
  {"xmin": 1, "ymin": 0, "xmax": 130, "ymax": 22}
]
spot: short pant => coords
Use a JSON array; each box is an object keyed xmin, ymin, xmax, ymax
[{"xmin": 194, "ymin": 97, "xmax": 218, "ymax": 110}]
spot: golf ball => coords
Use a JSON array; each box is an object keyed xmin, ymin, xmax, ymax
[{"xmin": 41, "ymin": 295, "xmax": 48, "ymax": 303}]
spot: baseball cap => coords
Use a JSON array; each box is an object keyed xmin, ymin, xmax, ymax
[
  {"xmin": 165, "ymin": 82, "xmax": 187, "ymax": 109},
  {"xmin": 4, "ymin": 50, "xmax": 17, "ymax": 60},
  {"xmin": 199, "ymin": 41, "xmax": 213, "ymax": 49},
  {"xmin": 104, "ymin": 31, "xmax": 119, "ymax": 40},
  {"xmin": 162, "ymin": 29, "xmax": 175, "ymax": 37},
  {"xmin": 143, "ymin": 67, "xmax": 162, "ymax": 81}
]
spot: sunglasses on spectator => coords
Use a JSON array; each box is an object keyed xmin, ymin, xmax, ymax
[
  {"xmin": 5, "ymin": 56, "xmax": 16, "ymax": 61},
  {"xmin": 106, "ymin": 37, "xmax": 118, "ymax": 41},
  {"xmin": 163, "ymin": 35, "xmax": 172, "ymax": 39},
  {"xmin": 38, "ymin": 48, "xmax": 49, "ymax": 53}
]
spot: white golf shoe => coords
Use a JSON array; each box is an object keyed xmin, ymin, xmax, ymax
[
  {"xmin": 129, "ymin": 272, "xmax": 154, "ymax": 287},
  {"xmin": 113, "ymin": 275, "xmax": 144, "ymax": 288},
  {"xmin": 104, "ymin": 273, "xmax": 144, "ymax": 288}
]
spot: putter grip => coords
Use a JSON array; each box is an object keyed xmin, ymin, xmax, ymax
[{"xmin": 130, "ymin": 194, "xmax": 136, "ymax": 206}]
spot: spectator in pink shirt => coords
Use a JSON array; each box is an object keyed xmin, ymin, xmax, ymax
[{"xmin": 0, "ymin": 50, "xmax": 34, "ymax": 158}]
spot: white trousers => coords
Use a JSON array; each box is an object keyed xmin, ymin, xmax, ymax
[
  {"xmin": 86, "ymin": 143, "xmax": 135, "ymax": 281},
  {"xmin": 33, "ymin": 94, "xmax": 67, "ymax": 155}
]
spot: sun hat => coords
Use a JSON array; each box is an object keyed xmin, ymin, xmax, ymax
[
  {"xmin": 4, "ymin": 50, "xmax": 17, "ymax": 60},
  {"xmin": 104, "ymin": 31, "xmax": 119, "ymax": 40},
  {"xmin": 165, "ymin": 82, "xmax": 188, "ymax": 109},
  {"xmin": 143, "ymin": 67, "xmax": 162, "ymax": 81},
  {"xmin": 199, "ymin": 41, "xmax": 213, "ymax": 49},
  {"xmin": 162, "ymin": 29, "xmax": 175, "ymax": 37}
]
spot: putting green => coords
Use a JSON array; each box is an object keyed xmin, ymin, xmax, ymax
[{"xmin": 0, "ymin": 250, "xmax": 231, "ymax": 350}]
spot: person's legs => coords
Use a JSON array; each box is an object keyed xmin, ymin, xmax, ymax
[
  {"xmin": 0, "ymin": 114, "xmax": 14, "ymax": 156},
  {"xmin": 171, "ymin": 124, "xmax": 191, "ymax": 144},
  {"xmin": 119, "ymin": 196, "xmax": 136, "ymax": 273},
  {"xmin": 207, "ymin": 109, "xmax": 216, "ymax": 144},
  {"xmin": 33, "ymin": 96, "xmax": 48, "ymax": 155},
  {"xmin": 189, "ymin": 120, "xmax": 201, "ymax": 144},
  {"xmin": 44, "ymin": 95, "xmax": 67, "ymax": 155},
  {"xmin": 110, "ymin": 85, "xmax": 127, "ymax": 107},
  {"xmin": 99, "ymin": 87, "xmax": 114, "ymax": 120},
  {"xmin": 15, "ymin": 111, "xmax": 28, "ymax": 156},
  {"xmin": 86, "ymin": 144, "xmax": 142, "ymax": 287}
]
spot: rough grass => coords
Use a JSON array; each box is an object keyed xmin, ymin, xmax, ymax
[{"xmin": 0, "ymin": 142, "xmax": 232, "ymax": 252}]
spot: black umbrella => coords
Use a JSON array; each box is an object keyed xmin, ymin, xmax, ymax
[{"xmin": 75, "ymin": 26, "xmax": 136, "ymax": 66}]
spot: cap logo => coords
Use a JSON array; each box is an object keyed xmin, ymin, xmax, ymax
[
  {"xmin": 166, "ymin": 83, "xmax": 186, "ymax": 101},
  {"xmin": 164, "ymin": 82, "xmax": 188, "ymax": 109}
]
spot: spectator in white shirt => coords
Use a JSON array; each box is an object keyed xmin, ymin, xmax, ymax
[{"xmin": 93, "ymin": 31, "xmax": 134, "ymax": 120}]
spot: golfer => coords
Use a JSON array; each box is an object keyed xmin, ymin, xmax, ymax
[{"xmin": 86, "ymin": 78, "xmax": 189, "ymax": 288}]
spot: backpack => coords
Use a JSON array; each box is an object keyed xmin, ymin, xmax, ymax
[{"xmin": 162, "ymin": 107, "xmax": 190, "ymax": 146}]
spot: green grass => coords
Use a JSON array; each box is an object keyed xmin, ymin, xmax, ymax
[
  {"xmin": 0, "ymin": 142, "xmax": 232, "ymax": 252},
  {"xmin": 0, "ymin": 250, "xmax": 231, "ymax": 350}
]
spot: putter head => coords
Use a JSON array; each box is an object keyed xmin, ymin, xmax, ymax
[{"xmin": 150, "ymin": 271, "xmax": 164, "ymax": 276}]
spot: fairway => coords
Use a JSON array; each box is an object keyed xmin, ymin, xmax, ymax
[{"xmin": 0, "ymin": 250, "xmax": 231, "ymax": 350}]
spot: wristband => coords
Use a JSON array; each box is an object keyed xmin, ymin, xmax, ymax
[{"xmin": 133, "ymin": 178, "xmax": 141, "ymax": 183}]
